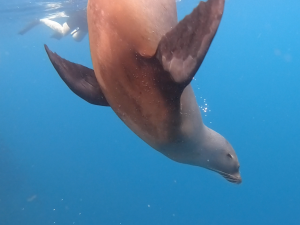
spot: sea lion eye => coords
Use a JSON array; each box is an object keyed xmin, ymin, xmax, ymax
[{"xmin": 227, "ymin": 153, "xmax": 233, "ymax": 159}]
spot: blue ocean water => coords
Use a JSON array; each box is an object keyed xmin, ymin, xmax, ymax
[{"xmin": 0, "ymin": 0, "xmax": 300, "ymax": 224}]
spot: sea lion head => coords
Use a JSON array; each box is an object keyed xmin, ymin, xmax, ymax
[{"xmin": 199, "ymin": 128, "xmax": 242, "ymax": 184}]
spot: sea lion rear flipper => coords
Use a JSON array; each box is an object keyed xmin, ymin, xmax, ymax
[
  {"xmin": 44, "ymin": 45, "xmax": 109, "ymax": 106},
  {"xmin": 156, "ymin": 0, "xmax": 224, "ymax": 86}
]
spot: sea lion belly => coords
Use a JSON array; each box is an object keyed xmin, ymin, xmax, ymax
[{"xmin": 87, "ymin": 0, "xmax": 181, "ymax": 147}]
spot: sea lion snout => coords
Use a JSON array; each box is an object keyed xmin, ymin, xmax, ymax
[{"xmin": 217, "ymin": 153, "xmax": 242, "ymax": 184}]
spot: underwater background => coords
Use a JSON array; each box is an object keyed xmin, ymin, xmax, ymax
[{"xmin": 1, "ymin": 0, "xmax": 300, "ymax": 224}]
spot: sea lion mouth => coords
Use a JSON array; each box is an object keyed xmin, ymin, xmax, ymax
[
  {"xmin": 209, "ymin": 168, "xmax": 242, "ymax": 184},
  {"xmin": 220, "ymin": 172, "xmax": 242, "ymax": 184}
]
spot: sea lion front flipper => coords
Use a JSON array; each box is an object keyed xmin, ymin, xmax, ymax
[
  {"xmin": 156, "ymin": 0, "xmax": 224, "ymax": 86},
  {"xmin": 44, "ymin": 45, "xmax": 109, "ymax": 106}
]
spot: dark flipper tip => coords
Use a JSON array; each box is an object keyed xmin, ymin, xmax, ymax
[{"xmin": 44, "ymin": 44, "xmax": 109, "ymax": 106}]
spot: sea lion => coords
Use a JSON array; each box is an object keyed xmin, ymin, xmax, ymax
[{"xmin": 44, "ymin": 0, "xmax": 242, "ymax": 183}]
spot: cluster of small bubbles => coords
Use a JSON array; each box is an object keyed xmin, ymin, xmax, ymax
[{"xmin": 199, "ymin": 97, "xmax": 211, "ymax": 117}]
